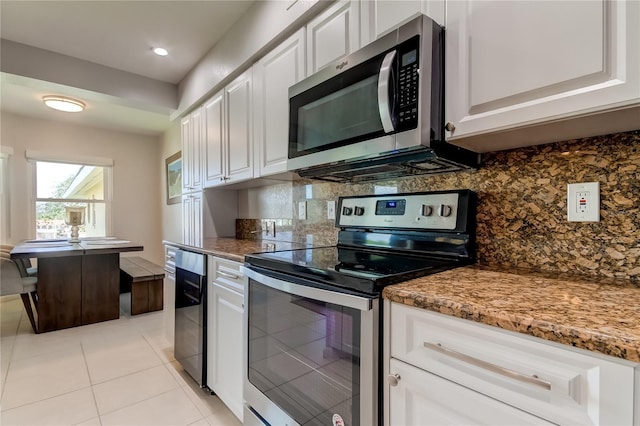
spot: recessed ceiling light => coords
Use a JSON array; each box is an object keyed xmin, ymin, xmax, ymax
[
  {"xmin": 42, "ymin": 96, "xmax": 85, "ymax": 113},
  {"xmin": 153, "ymin": 47, "xmax": 168, "ymax": 56}
]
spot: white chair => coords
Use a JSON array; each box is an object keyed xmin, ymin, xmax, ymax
[
  {"xmin": 0, "ymin": 257, "xmax": 38, "ymax": 333},
  {"xmin": 0, "ymin": 245, "xmax": 37, "ymax": 277}
]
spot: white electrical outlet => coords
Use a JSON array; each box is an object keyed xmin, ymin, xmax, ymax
[
  {"xmin": 567, "ymin": 182, "xmax": 600, "ymax": 222},
  {"xmin": 327, "ymin": 201, "xmax": 336, "ymax": 220},
  {"xmin": 298, "ymin": 201, "xmax": 307, "ymax": 220}
]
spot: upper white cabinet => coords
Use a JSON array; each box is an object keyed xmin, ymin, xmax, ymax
[
  {"xmin": 360, "ymin": 0, "xmax": 445, "ymax": 45},
  {"xmin": 253, "ymin": 28, "xmax": 306, "ymax": 177},
  {"xmin": 385, "ymin": 302, "xmax": 638, "ymax": 426},
  {"xmin": 306, "ymin": 0, "xmax": 361, "ymax": 74},
  {"xmin": 445, "ymin": 0, "xmax": 640, "ymax": 151},
  {"xmin": 202, "ymin": 91, "xmax": 225, "ymax": 187},
  {"xmin": 202, "ymin": 70, "xmax": 254, "ymax": 187},
  {"xmin": 181, "ymin": 108, "xmax": 203, "ymax": 193},
  {"xmin": 226, "ymin": 69, "xmax": 254, "ymax": 183}
]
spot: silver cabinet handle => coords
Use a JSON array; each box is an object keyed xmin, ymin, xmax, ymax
[
  {"xmin": 424, "ymin": 342, "xmax": 551, "ymax": 390},
  {"xmin": 377, "ymin": 50, "xmax": 397, "ymax": 133},
  {"xmin": 218, "ymin": 270, "xmax": 240, "ymax": 280},
  {"xmin": 387, "ymin": 373, "xmax": 401, "ymax": 387}
]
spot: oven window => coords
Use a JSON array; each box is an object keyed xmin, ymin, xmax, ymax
[{"xmin": 248, "ymin": 279, "xmax": 361, "ymax": 426}]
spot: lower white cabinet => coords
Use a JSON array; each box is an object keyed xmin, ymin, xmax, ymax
[
  {"xmin": 389, "ymin": 358, "xmax": 553, "ymax": 425},
  {"xmin": 206, "ymin": 256, "xmax": 244, "ymax": 422},
  {"xmin": 385, "ymin": 301, "xmax": 638, "ymax": 426}
]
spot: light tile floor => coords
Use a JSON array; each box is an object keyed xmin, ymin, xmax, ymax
[{"xmin": 0, "ymin": 295, "xmax": 241, "ymax": 426}]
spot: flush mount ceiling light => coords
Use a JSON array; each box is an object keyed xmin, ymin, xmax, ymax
[
  {"xmin": 42, "ymin": 96, "xmax": 85, "ymax": 113},
  {"xmin": 153, "ymin": 47, "xmax": 168, "ymax": 56}
]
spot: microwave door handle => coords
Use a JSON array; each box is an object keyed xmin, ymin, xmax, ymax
[{"xmin": 378, "ymin": 50, "xmax": 397, "ymax": 133}]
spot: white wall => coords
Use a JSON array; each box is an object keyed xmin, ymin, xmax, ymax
[
  {"xmin": 0, "ymin": 111, "xmax": 164, "ymax": 264},
  {"xmin": 160, "ymin": 121, "xmax": 182, "ymax": 245}
]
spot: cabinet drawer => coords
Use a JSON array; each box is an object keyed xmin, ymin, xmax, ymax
[
  {"xmin": 390, "ymin": 303, "xmax": 636, "ymax": 425},
  {"xmin": 389, "ymin": 358, "xmax": 553, "ymax": 425},
  {"xmin": 209, "ymin": 256, "xmax": 244, "ymax": 294}
]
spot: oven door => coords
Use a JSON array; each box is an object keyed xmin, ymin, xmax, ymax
[{"xmin": 244, "ymin": 267, "xmax": 378, "ymax": 426}]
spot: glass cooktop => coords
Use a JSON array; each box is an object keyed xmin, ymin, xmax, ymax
[{"xmin": 245, "ymin": 246, "xmax": 464, "ymax": 296}]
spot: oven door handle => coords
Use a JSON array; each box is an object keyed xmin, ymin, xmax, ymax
[{"xmin": 244, "ymin": 267, "xmax": 373, "ymax": 311}]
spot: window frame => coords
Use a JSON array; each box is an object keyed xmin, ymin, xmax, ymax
[{"xmin": 27, "ymin": 151, "xmax": 113, "ymax": 240}]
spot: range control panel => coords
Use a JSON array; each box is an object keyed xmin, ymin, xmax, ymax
[{"xmin": 337, "ymin": 191, "xmax": 464, "ymax": 231}]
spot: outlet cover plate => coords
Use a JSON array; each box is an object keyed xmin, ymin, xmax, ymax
[
  {"xmin": 298, "ymin": 201, "xmax": 307, "ymax": 220},
  {"xmin": 567, "ymin": 182, "xmax": 600, "ymax": 222}
]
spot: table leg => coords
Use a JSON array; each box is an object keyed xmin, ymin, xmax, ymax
[{"xmin": 37, "ymin": 256, "xmax": 82, "ymax": 332}]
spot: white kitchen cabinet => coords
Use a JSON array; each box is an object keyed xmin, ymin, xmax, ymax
[
  {"xmin": 163, "ymin": 245, "xmax": 176, "ymax": 343},
  {"xmin": 306, "ymin": 0, "xmax": 361, "ymax": 74},
  {"xmin": 181, "ymin": 107, "xmax": 203, "ymax": 193},
  {"xmin": 360, "ymin": 0, "xmax": 444, "ymax": 45},
  {"xmin": 225, "ymin": 69, "xmax": 254, "ymax": 183},
  {"xmin": 206, "ymin": 256, "xmax": 244, "ymax": 422},
  {"xmin": 253, "ymin": 28, "xmax": 306, "ymax": 177},
  {"xmin": 445, "ymin": 0, "xmax": 640, "ymax": 151},
  {"xmin": 202, "ymin": 91, "xmax": 225, "ymax": 187},
  {"xmin": 181, "ymin": 191, "xmax": 202, "ymax": 247},
  {"xmin": 385, "ymin": 301, "xmax": 638, "ymax": 426},
  {"xmin": 202, "ymin": 70, "xmax": 254, "ymax": 187}
]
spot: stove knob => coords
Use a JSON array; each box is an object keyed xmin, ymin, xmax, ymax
[
  {"xmin": 438, "ymin": 204, "xmax": 452, "ymax": 217},
  {"xmin": 420, "ymin": 204, "xmax": 433, "ymax": 216},
  {"xmin": 342, "ymin": 206, "xmax": 353, "ymax": 216},
  {"xmin": 354, "ymin": 206, "xmax": 365, "ymax": 216}
]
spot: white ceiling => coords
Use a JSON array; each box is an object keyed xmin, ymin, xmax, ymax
[{"xmin": 0, "ymin": 0, "xmax": 255, "ymax": 136}]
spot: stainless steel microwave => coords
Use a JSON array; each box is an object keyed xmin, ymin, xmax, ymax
[{"xmin": 287, "ymin": 14, "xmax": 479, "ymax": 182}]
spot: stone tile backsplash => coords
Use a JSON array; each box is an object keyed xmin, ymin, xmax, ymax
[{"xmin": 237, "ymin": 130, "xmax": 640, "ymax": 281}]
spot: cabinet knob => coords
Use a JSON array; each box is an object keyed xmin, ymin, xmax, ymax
[
  {"xmin": 387, "ymin": 373, "xmax": 401, "ymax": 386},
  {"xmin": 444, "ymin": 122, "xmax": 456, "ymax": 132}
]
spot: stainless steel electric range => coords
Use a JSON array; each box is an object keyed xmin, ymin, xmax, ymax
[{"xmin": 243, "ymin": 189, "xmax": 476, "ymax": 426}]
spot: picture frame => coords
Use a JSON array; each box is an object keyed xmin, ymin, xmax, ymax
[{"xmin": 165, "ymin": 151, "xmax": 182, "ymax": 205}]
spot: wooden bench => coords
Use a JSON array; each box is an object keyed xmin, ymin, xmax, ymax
[{"xmin": 120, "ymin": 256, "xmax": 165, "ymax": 315}]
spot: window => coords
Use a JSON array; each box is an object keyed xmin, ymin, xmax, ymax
[{"xmin": 29, "ymin": 152, "xmax": 113, "ymax": 240}]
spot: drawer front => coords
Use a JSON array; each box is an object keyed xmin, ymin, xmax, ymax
[
  {"xmin": 209, "ymin": 256, "xmax": 244, "ymax": 294},
  {"xmin": 390, "ymin": 303, "xmax": 636, "ymax": 425},
  {"xmin": 389, "ymin": 358, "xmax": 553, "ymax": 426}
]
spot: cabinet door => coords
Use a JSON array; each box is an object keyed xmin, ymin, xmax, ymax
[
  {"xmin": 388, "ymin": 358, "xmax": 553, "ymax": 426},
  {"xmin": 181, "ymin": 109, "xmax": 203, "ymax": 193},
  {"xmin": 180, "ymin": 116, "xmax": 192, "ymax": 194},
  {"xmin": 253, "ymin": 28, "xmax": 305, "ymax": 177},
  {"xmin": 206, "ymin": 257, "xmax": 244, "ymax": 422},
  {"xmin": 181, "ymin": 193, "xmax": 202, "ymax": 247},
  {"xmin": 361, "ymin": 0, "xmax": 445, "ymax": 45},
  {"xmin": 225, "ymin": 70, "xmax": 254, "ymax": 183},
  {"xmin": 306, "ymin": 0, "xmax": 360, "ymax": 74},
  {"xmin": 203, "ymin": 91, "xmax": 226, "ymax": 187},
  {"xmin": 191, "ymin": 192, "xmax": 202, "ymax": 248},
  {"xmin": 445, "ymin": 0, "xmax": 640, "ymax": 148}
]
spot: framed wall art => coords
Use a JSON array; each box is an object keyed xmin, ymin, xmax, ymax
[{"xmin": 165, "ymin": 151, "xmax": 182, "ymax": 205}]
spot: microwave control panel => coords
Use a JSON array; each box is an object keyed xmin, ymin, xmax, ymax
[
  {"xmin": 396, "ymin": 36, "xmax": 420, "ymax": 130},
  {"xmin": 337, "ymin": 192, "xmax": 460, "ymax": 230}
]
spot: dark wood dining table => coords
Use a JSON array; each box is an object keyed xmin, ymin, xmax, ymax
[{"xmin": 10, "ymin": 238, "xmax": 143, "ymax": 333}]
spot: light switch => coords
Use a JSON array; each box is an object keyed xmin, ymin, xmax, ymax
[
  {"xmin": 298, "ymin": 201, "xmax": 307, "ymax": 220},
  {"xmin": 327, "ymin": 201, "xmax": 336, "ymax": 220}
]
